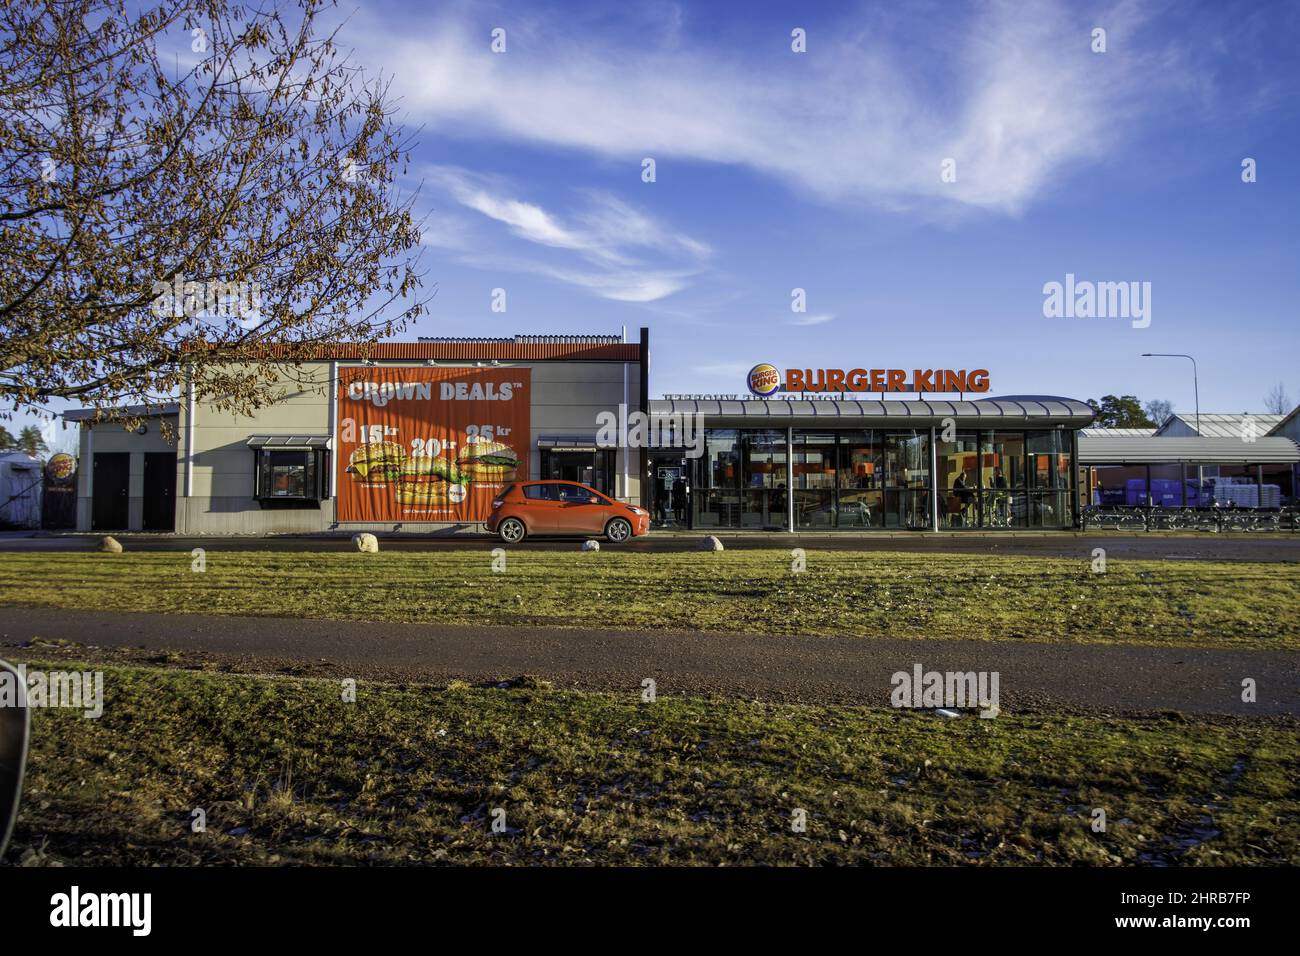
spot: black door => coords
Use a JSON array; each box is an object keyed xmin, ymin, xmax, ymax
[
  {"xmin": 540, "ymin": 449, "xmax": 615, "ymax": 495},
  {"xmin": 645, "ymin": 453, "xmax": 686, "ymax": 528},
  {"xmin": 91, "ymin": 453, "xmax": 130, "ymax": 531},
  {"xmin": 142, "ymin": 453, "xmax": 176, "ymax": 532}
]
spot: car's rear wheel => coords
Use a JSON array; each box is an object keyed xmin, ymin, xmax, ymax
[
  {"xmin": 605, "ymin": 517, "xmax": 632, "ymax": 543},
  {"xmin": 498, "ymin": 517, "xmax": 527, "ymax": 543}
]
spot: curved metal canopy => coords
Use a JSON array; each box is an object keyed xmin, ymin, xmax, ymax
[{"xmin": 647, "ymin": 396, "xmax": 1094, "ymax": 428}]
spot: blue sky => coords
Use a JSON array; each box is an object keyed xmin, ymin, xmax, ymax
[
  {"xmin": 363, "ymin": 0, "xmax": 1298, "ymax": 412},
  {"xmin": 15, "ymin": 0, "xmax": 1300, "ymax": 449}
]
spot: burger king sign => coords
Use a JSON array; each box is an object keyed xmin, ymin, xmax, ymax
[{"xmin": 747, "ymin": 363, "xmax": 781, "ymax": 397}]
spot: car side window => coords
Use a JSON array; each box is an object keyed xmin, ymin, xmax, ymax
[
  {"xmin": 523, "ymin": 484, "xmax": 555, "ymax": 501},
  {"xmin": 558, "ymin": 484, "xmax": 590, "ymax": 503}
]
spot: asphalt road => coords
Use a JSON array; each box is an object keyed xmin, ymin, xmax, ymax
[
  {"xmin": 2, "ymin": 531, "xmax": 1299, "ymax": 561},
  {"xmin": 1, "ymin": 606, "xmax": 1295, "ymax": 716}
]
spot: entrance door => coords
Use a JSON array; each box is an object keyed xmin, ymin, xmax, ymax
[
  {"xmin": 541, "ymin": 449, "xmax": 614, "ymax": 495},
  {"xmin": 142, "ymin": 453, "xmax": 176, "ymax": 531},
  {"xmin": 91, "ymin": 453, "xmax": 130, "ymax": 531},
  {"xmin": 645, "ymin": 452, "xmax": 687, "ymax": 528}
]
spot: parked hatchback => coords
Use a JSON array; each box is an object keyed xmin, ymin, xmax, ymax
[{"xmin": 485, "ymin": 481, "xmax": 650, "ymax": 543}]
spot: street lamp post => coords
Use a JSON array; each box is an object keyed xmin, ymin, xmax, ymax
[
  {"xmin": 1142, "ymin": 352, "xmax": 1202, "ymax": 500},
  {"xmin": 1141, "ymin": 353, "xmax": 1199, "ymax": 434}
]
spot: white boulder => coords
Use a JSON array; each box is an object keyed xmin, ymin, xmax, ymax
[{"xmin": 352, "ymin": 533, "xmax": 379, "ymax": 553}]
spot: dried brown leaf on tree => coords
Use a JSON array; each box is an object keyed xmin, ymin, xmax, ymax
[{"xmin": 0, "ymin": 0, "xmax": 431, "ymax": 428}]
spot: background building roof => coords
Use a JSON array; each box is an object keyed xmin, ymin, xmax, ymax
[
  {"xmin": 185, "ymin": 333, "xmax": 641, "ymax": 362},
  {"xmin": 1078, "ymin": 434, "xmax": 1300, "ymax": 464},
  {"xmin": 1266, "ymin": 405, "xmax": 1300, "ymax": 437},
  {"xmin": 1081, "ymin": 427, "xmax": 1157, "ymax": 438},
  {"xmin": 63, "ymin": 402, "xmax": 180, "ymax": 422},
  {"xmin": 1155, "ymin": 412, "xmax": 1284, "ymax": 438}
]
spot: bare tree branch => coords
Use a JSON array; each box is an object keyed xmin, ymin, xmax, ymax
[{"xmin": 0, "ymin": 0, "xmax": 429, "ymax": 421}]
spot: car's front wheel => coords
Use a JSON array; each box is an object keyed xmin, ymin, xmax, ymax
[
  {"xmin": 605, "ymin": 517, "xmax": 632, "ymax": 543},
  {"xmin": 498, "ymin": 517, "xmax": 527, "ymax": 543}
]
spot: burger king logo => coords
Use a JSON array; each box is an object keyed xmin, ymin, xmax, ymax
[{"xmin": 747, "ymin": 363, "xmax": 781, "ymax": 397}]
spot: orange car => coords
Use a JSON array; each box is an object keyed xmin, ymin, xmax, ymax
[{"xmin": 485, "ymin": 480, "xmax": 650, "ymax": 543}]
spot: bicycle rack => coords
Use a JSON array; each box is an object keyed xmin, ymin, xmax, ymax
[{"xmin": 1082, "ymin": 506, "xmax": 1292, "ymax": 533}]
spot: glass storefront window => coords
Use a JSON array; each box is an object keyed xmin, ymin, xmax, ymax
[
  {"xmin": 835, "ymin": 489, "xmax": 883, "ymax": 527},
  {"xmin": 696, "ymin": 430, "xmax": 739, "ymax": 528},
  {"xmin": 793, "ymin": 489, "xmax": 834, "ymax": 528},
  {"xmin": 789, "ymin": 429, "xmax": 929, "ymax": 528},
  {"xmin": 743, "ymin": 430, "xmax": 789, "ymax": 528},
  {"xmin": 1028, "ymin": 490, "xmax": 1070, "ymax": 527},
  {"xmin": 696, "ymin": 429, "xmax": 789, "ymax": 529},
  {"xmin": 1027, "ymin": 430, "xmax": 1067, "ymax": 489},
  {"xmin": 981, "ymin": 431, "xmax": 1024, "ymax": 491},
  {"xmin": 979, "ymin": 489, "xmax": 1022, "ymax": 527},
  {"xmin": 936, "ymin": 431, "xmax": 979, "ymax": 528},
  {"xmin": 793, "ymin": 433, "xmax": 837, "ymax": 490},
  {"xmin": 703, "ymin": 430, "xmax": 739, "ymax": 491},
  {"xmin": 836, "ymin": 432, "xmax": 884, "ymax": 527},
  {"xmin": 838, "ymin": 431, "xmax": 881, "ymax": 490},
  {"xmin": 793, "ymin": 432, "xmax": 834, "ymax": 529},
  {"xmin": 743, "ymin": 430, "xmax": 787, "ymax": 489},
  {"xmin": 883, "ymin": 431, "xmax": 930, "ymax": 529},
  {"xmin": 1025, "ymin": 430, "xmax": 1073, "ymax": 526},
  {"xmin": 882, "ymin": 431, "xmax": 929, "ymax": 490},
  {"xmin": 689, "ymin": 426, "xmax": 1076, "ymax": 531},
  {"xmin": 978, "ymin": 431, "xmax": 1024, "ymax": 528},
  {"xmin": 884, "ymin": 489, "xmax": 931, "ymax": 529},
  {"xmin": 696, "ymin": 488, "xmax": 740, "ymax": 528}
]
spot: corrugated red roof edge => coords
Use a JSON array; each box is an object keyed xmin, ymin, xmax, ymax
[{"xmin": 180, "ymin": 340, "xmax": 641, "ymax": 361}]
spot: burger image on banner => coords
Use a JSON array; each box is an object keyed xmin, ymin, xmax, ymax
[
  {"xmin": 456, "ymin": 440, "xmax": 518, "ymax": 483},
  {"xmin": 395, "ymin": 455, "xmax": 461, "ymax": 507},
  {"xmin": 345, "ymin": 441, "xmax": 405, "ymax": 484},
  {"xmin": 334, "ymin": 367, "xmax": 531, "ymax": 523}
]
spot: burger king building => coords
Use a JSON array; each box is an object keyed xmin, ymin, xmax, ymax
[{"xmin": 68, "ymin": 330, "xmax": 1097, "ymax": 534}]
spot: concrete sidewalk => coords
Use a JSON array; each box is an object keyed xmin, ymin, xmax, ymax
[{"xmin": 1, "ymin": 606, "xmax": 1295, "ymax": 716}]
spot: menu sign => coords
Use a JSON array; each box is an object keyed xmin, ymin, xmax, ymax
[{"xmin": 335, "ymin": 367, "xmax": 530, "ymax": 523}]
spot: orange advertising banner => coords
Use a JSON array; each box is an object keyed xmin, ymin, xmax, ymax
[{"xmin": 334, "ymin": 366, "xmax": 531, "ymax": 523}]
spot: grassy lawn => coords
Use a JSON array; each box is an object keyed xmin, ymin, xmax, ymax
[
  {"xmin": 0, "ymin": 550, "xmax": 1297, "ymax": 648},
  {"xmin": 6, "ymin": 659, "xmax": 1297, "ymax": 866}
]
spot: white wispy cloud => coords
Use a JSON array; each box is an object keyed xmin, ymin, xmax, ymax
[
  {"xmin": 359, "ymin": 1, "xmax": 1185, "ymax": 215},
  {"xmin": 789, "ymin": 313, "xmax": 835, "ymax": 326},
  {"xmin": 425, "ymin": 166, "xmax": 709, "ymax": 302},
  {"xmin": 456, "ymin": 191, "xmax": 585, "ymax": 251}
]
